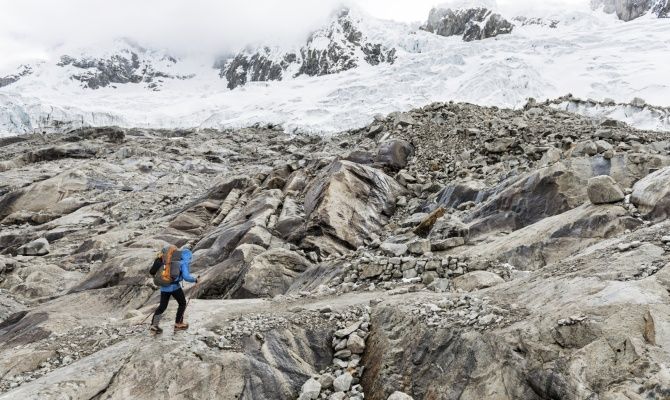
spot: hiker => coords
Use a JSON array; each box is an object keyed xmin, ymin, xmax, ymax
[{"xmin": 148, "ymin": 244, "xmax": 198, "ymax": 333}]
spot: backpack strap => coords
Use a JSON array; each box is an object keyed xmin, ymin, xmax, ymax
[
  {"xmin": 161, "ymin": 245, "xmax": 177, "ymax": 283},
  {"xmin": 171, "ymin": 250, "xmax": 183, "ymax": 282}
]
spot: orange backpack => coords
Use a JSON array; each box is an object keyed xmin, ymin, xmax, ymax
[{"xmin": 152, "ymin": 245, "xmax": 182, "ymax": 287}]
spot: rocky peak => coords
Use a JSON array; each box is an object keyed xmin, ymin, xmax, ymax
[
  {"xmin": 591, "ymin": 0, "xmax": 670, "ymax": 21},
  {"xmin": 0, "ymin": 66, "xmax": 32, "ymax": 89},
  {"xmin": 216, "ymin": 47, "xmax": 295, "ymax": 91},
  {"xmin": 421, "ymin": 6, "xmax": 514, "ymax": 41},
  {"xmin": 655, "ymin": 0, "xmax": 670, "ymax": 16},
  {"xmin": 216, "ymin": 8, "xmax": 397, "ymax": 90},
  {"xmin": 56, "ymin": 44, "xmax": 194, "ymax": 90}
]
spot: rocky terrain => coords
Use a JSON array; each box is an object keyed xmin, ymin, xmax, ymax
[{"xmin": 1, "ymin": 99, "xmax": 670, "ymax": 399}]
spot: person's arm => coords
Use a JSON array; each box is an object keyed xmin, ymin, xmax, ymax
[
  {"xmin": 180, "ymin": 249, "xmax": 197, "ymax": 283},
  {"xmin": 149, "ymin": 253, "xmax": 163, "ymax": 275}
]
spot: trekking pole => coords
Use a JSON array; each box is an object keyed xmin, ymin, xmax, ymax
[
  {"xmin": 186, "ymin": 276, "xmax": 202, "ymax": 310},
  {"xmin": 140, "ymin": 307, "xmax": 155, "ymax": 325}
]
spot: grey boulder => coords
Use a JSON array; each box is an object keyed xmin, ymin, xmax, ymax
[
  {"xmin": 300, "ymin": 378, "xmax": 322, "ymax": 400},
  {"xmin": 302, "ymin": 160, "xmax": 403, "ymax": 254},
  {"xmin": 587, "ymin": 175, "xmax": 624, "ymax": 204},
  {"xmin": 333, "ymin": 372, "xmax": 353, "ymax": 392},
  {"xmin": 375, "ymin": 140, "xmax": 414, "ymax": 170},
  {"xmin": 631, "ymin": 166, "xmax": 670, "ymax": 220},
  {"xmin": 17, "ymin": 238, "xmax": 50, "ymax": 256},
  {"xmin": 452, "ymin": 271, "xmax": 504, "ymax": 291},
  {"xmin": 234, "ymin": 248, "xmax": 313, "ymax": 298}
]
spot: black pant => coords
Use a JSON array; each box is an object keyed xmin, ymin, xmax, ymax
[{"xmin": 152, "ymin": 288, "xmax": 186, "ymax": 324}]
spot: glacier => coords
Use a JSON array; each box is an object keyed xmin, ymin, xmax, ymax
[{"xmin": 0, "ymin": 7, "xmax": 669, "ymax": 136}]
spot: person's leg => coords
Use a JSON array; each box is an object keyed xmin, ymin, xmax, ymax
[
  {"xmin": 151, "ymin": 291, "xmax": 171, "ymax": 329},
  {"xmin": 173, "ymin": 288, "xmax": 187, "ymax": 324}
]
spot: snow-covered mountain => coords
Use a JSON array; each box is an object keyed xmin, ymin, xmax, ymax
[
  {"xmin": 0, "ymin": 65, "xmax": 32, "ymax": 89},
  {"xmin": 0, "ymin": 2, "xmax": 669, "ymax": 136},
  {"xmin": 216, "ymin": 9, "xmax": 397, "ymax": 90},
  {"xmin": 56, "ymin": 50, "xmax": 194, "ymax": 91}
]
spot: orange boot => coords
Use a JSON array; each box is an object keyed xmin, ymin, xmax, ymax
[{"xmin": 174, "ymin": 322, "xmax": 189, "ymax": 331}]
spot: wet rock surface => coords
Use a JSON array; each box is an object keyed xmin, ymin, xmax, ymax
[{"xmin": 2, "ymin": 101, "xmax": 670, "ymax": 399}]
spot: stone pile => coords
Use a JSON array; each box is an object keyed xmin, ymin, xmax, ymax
[
  {"xmin": 201, "ymin": 307, "xmax": 371, "ymax": 354},
  {"xmin": 329, "ymin": 253, "xmax": 471, "ymax": 293},
  {"xmin": 410, "ymin": 293, "xmax": 514, "ymax": 330},
  {"xmin": 213, "ymin": 313, "xmax": 292, "ymax": 348},
  {"xmin": 299, "ymin": 308, "xmax": 371, "ymax": 400}
]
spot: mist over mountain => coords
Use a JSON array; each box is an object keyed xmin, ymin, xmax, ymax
[{"xmin": 0, "ymin": 0, "xmax": 668, "ymax": 136}]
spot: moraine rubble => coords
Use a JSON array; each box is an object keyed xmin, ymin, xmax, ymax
[{"xmin": 1, "ymin": 99, "xmax": 670, "ymax": 399}]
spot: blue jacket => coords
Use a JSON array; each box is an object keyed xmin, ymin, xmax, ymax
[{"xmin": 160, "ymin": 249, "xmax": 197, "ymax": 293}]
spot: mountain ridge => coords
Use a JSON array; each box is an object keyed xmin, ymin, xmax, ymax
[{"xmin": 0, "ymin": 3, "xmax": 669, "ymax": 136}]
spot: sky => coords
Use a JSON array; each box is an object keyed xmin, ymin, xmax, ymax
[{"xmin": 0, "ymin": 0, "xmax": 589, "ymax": 70}]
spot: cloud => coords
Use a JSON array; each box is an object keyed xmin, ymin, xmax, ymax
[
  {"xmin": 0, "ymin": 0, "xmax": 591, "ymax": 70},
  {"xmin": 0, "ymin": 0, "xmax": 346, "ymax": 54}
]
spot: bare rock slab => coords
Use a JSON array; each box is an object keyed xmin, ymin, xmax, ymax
[
  {"xmin": 452, "ymin": 271, "xmax": 504, "ymax": 291},
  {"xmin": 17, "ymin": 238, "xmax": 50, "ymax": 256},
  {"xmin": 303, "ymin": 160, "xmax": 403, "ymax": 254},
  {"xmin": 631, "ymin": 166, "xmax": 670, "ymax": 220}
]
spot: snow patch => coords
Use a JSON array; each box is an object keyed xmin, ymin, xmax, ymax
[{"xmin": 554, "ymin": 100, "xmax": 670, "ymax": 132}]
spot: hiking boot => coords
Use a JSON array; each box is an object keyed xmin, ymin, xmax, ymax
[
  {"xmin": 149, "ymin": 325, "xmax": 163, "ymax": 334},
  {"xmin": 174, "ymin": 322, "xmax": 189, "ymax": 331}
]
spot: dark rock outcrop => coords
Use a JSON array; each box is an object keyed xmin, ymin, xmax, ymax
[
  {"xmin": 654, "ymin": 0, "xmax": 670, "ymax": 17},
  {"xmin": 0, "ymin": 66, "xmax": 32, "ymax": 89},
  {"xmin": 422, "ymin": 7, "xmax": 514, "ymax": 42},
  {"xmin": 362, "ymin": 306, "xmax": 540, "ymax": 400},
  {"xmin": 58, "ymin": 48, "xmax": 193, "ymax": 90},
  {"xmin": 375, "ymin": 140, "xmax": 414, "ymax": 171},
  {"xmin": 591, "ymin": 0, "xmax": 670, "ymax": 20},
  {"xmin": 217, "ymin": 48, "xmax": 295, "ymax": 90}
]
